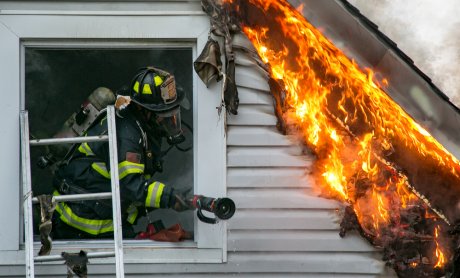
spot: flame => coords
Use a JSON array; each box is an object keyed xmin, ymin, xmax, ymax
[
  {"xmin": 434, "ymin": 226, "xmax": 446, "ymax": 268},
  {"xmin": 240, "ymin": 0, "xmax": 460, "ymax": 183},
  {"xmin": 227, "ymin": 0, "xmax": 458, "ymax": 270},
  {"xmin": 295, "ymin": 3, "xmax": 304, "ymax": 13}
]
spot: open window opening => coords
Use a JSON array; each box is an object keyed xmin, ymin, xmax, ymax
[
  {"xmin": 25, "ymin": 47, "xmax": 195, "ymax": 243},
  {"xmin": 0, "ymin": 11, "xmax": 225, "ymax": 265}
]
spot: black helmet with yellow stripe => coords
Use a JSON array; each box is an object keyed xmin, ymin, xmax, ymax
[{"xmin": 130, "ymin": 67, "xmax": 184, "ymax": 112}]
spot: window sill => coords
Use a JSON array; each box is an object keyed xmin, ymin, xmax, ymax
[
  {"xmin": 43, "ymin": 240, "xmax": 224, "ymax": 264},
  {"xmin": 40, "ymin": 239, "xmax": 199, "ymax": 249},
  {"xmin": 0, "ymin": 241, "xmax": 224, "ymax": 265}
]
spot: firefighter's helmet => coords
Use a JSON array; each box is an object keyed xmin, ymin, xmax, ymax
[{"xmin": 130, "ymin": 67, "xmax": 184, "ymax": 112}]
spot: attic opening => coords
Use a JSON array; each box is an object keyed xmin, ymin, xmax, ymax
[{"xmin": 24, "ymin": 46, "xmax": 195, "ymax": 240}]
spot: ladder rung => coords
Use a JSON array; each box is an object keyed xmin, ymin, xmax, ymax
[
  {"xmin": 22, "ymin": 107, "xmax": 125, "ymax": 277},
  {"xmin": 32, "ymin": 192, "xmax": 112, "ymax": 204},
  {"xmin": 34, "ymin": 251, "xmax": 115, "ymax": 262},
  {"xmin": 29, "ymin": 135, "xmax": 109, "ymax": 146}
]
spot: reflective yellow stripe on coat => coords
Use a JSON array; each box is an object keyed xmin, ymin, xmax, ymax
[
  {"xmin": 92, "ymin": 162, "xmax": 111, "ymax": 178},
  {"xmin": 118, "ymin": 161, "xmax": 144, "ymax": 179},
  {"xmin": 126, "ymin": 204, "xmax": 139, "ymax": 224},
  {"xmin": 53, "ymin": 191, "xmax": 113, "ymax": 235},
  {"xmin": 145, "ymin": 182, "xmax": 165, "ymax": 208},
  {"xmin": 91, "ymin": 161, "xmax": 144, "ymax": 180},
  {"xmin": 77, "ymin": 137, "xmax": 145, "ymax": 179},
  {"xmin": 78, "ymin": 142, "xmax": 95, "ymax": 156}
]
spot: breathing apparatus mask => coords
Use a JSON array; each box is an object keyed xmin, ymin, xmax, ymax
[{"xmin": 153, "ymin": 106, "xmax": 185, "ymax": 146}]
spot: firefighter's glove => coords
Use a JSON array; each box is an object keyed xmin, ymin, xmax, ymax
[
  {"xmin": 173, "ymin": 193, "xmax": 193, "ymax": 212},
  {"xmin": 158, "ymin": 185, "xmax": 193, "ymax": 211}
]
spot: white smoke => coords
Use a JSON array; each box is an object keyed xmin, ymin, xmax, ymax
[{"xmin": 348, "ymin": 0, "xmax": 460, "ymax": 107}]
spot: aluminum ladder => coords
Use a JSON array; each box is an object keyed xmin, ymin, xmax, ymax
[{"xmin": 20, "ymin": 106, "xmax": 125, "ymax": 278}]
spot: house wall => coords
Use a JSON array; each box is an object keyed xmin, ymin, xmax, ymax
[{"xmin": 0, "ymin": 0, "xmax": 402, "ymax": 276}]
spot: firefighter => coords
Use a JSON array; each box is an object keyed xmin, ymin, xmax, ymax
[{"xmin": 51, "ymin": 67, "xmax": 190, "ymax": 239}]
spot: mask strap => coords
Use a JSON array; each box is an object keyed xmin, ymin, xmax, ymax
[{"xmin": 174, "ymin": 120, "xmax": 193, "ymax": 152}]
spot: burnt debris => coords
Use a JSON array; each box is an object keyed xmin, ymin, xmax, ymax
[{"xmin": 195, "ymin": 0, "xmax": 241, "ymax": 115}]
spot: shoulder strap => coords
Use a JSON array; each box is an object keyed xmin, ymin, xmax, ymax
[{"xmin": 55, "ymin": 110, "xmax": 109, "ymax": 170}]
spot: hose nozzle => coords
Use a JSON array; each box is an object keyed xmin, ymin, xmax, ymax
[{"xmin": 189, "ymin": 195, "xmax": 236, "ymax": 224}]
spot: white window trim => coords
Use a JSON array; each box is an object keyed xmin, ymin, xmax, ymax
[{"xmin": 0, "ymin": 11, "xmax": 227, "ymax": 264}]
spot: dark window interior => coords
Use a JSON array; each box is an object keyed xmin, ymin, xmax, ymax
[{"xmin": 25, "ymin": 48, "xmax": 194, "ymax": 236}]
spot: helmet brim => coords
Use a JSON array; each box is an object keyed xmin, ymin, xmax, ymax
[{"xmin": 131, "ymin": 88, "xmax": 187, "ymax": 112}]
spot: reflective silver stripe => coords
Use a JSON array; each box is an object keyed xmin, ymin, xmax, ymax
[
  {"xmin": 55, "ymin": 202, "xmax": 113, "ymax": 235},
  {"xmin": 118, "ymin": 161, "xmax": 144, "ymax": 179},
  {"xmin": 78, "ymin": 142, "xmax": 95, "ymax": 156},
  {"xmin": 126, "ymin": 204, "xmax": 139, "ymax": 224},
  {"xmin": 92, "ymin": 161, "xmax": 145, "ymax": 180},
  {"xmin": 91, "ymin": 162, "xmax": 110, "ymax": 179},
  {"xmin": 119, "ymin": 163, "xmax": 144, "ymax": 173},
  {"xmin": 146, "ymin": 182, "xmax": 164, "ymax": 208}
]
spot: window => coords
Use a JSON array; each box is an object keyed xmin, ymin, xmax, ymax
[
  {"xmin": 0, "ymin": 10, "xmax": 226, "ymax": 264},
  {"xmin": 25, "ymin": 47, "xmax": 195, "ymax": 234}
]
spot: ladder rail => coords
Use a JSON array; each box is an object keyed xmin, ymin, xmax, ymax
[
  {"xmin": 20, "ymin": 111, "xmax": 35, "ymax": 278},
  {"xmin": 107, "ymin": 106, "xmax": 125, "ymax": 278}
]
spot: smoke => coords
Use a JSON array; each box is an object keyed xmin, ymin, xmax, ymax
[{"xmin": 348, "ymin": 0, "xmax": 460, "ymax": 107}]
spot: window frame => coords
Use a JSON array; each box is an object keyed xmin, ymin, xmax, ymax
[{"xmin": 0, "ymin": 11, "xmax": 227, "ymax": 264}]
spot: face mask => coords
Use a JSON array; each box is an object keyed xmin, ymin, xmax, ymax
[{"xmin": 155, "ymin": 106, "xmax": 185, "ymax": 145}]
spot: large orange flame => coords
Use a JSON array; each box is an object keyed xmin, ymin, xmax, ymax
[
  {"xmin": 228, "ymin": 0, "xmax": 456, "ymax": 270},
  {"xmin": 434, "ymin": 226, "xmax": 446, "ymax": 268}
]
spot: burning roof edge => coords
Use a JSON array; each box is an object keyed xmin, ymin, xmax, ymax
[
  {"xmin": 337, "ymin": 0, "xmax": 455, "ymax": 109},
  {"xmin": 288, "ymin": 0, "xmax": 460, "ymax": 160}
]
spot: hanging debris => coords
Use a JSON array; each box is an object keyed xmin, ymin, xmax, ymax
[
  {"xmin": 195, "ymin": 0, "xmax": 241, "ymax": 115},
  {"xmin": 37, "ymin": 194, "xmax": 56, "ymax": 256},
  {"xmin": 61, "ymin": 250, "xmax": 89, "ymax": 278},
  {"xmin": 194, "ymin": 38, "xmax": 223, "ymax": 87}
]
